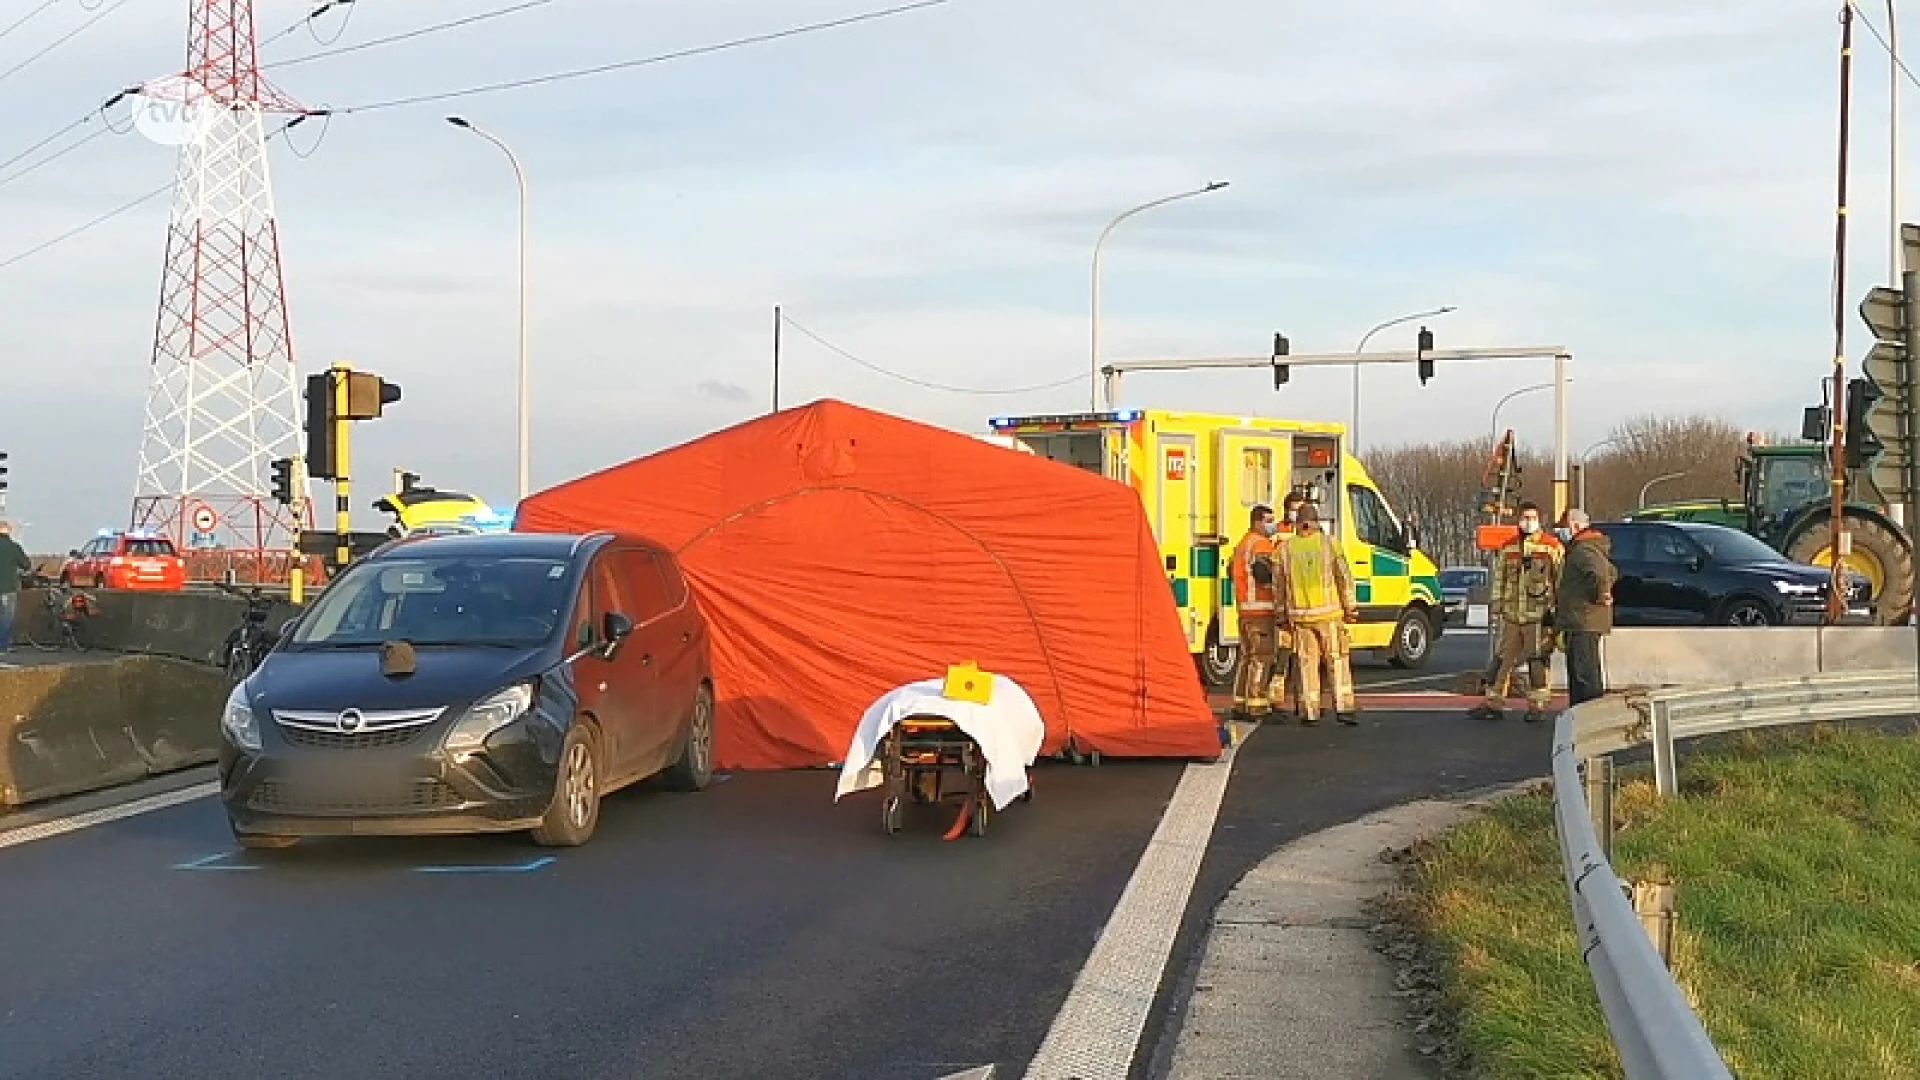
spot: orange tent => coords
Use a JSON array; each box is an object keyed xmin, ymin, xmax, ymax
[{"xmin": 514, "ymin": 399, "xmax": 1222, "ymax": 771}]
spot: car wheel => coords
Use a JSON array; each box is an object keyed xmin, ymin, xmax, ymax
[
  {"xmin": 1198, "ymin": 621, "xmax": 1238, "ymax": 690},
  {"xmin": 1387, "ymin": 607, "xmax": 1434, "ymax": 669},
  {"xmin": 532, "ymin": 724, "xmax": 601, "ymax": 847},
  {"xmin": 665, "ymin": 682, "xmax": 715, "ymax": 792},
  {"xmin": 1720, "ymin": 597, "xmax": 1775, "ymax": 628}
]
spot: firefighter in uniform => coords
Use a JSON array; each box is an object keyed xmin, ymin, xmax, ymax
[
  {"xmin": 1277, "ymin": 500, "xmax": 1360, "ymax": 726},
  {"xmin": 1471, "ymin": 500, "xmax": 1563, "ymax": 723},
  {"xmin": 1268, "ymin": 491, "xmax": 1308, "ymax": 718},
  {"xmin": 1228, "ymin": 503, "xmax": 1282, "ymax": 719}
]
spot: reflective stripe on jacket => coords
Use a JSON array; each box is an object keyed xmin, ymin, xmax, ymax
[{"xmin": 1231, "ymin": 530, "xmax": 1279, "ymax": 614}]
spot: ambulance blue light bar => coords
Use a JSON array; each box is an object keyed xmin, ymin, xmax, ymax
[{"xmin": 988, "ymin": 409, "xmax": 1141, "ymax": 428}]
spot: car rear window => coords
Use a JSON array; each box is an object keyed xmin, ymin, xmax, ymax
[{"xmin": 125, "ymin": 539, "xmax": 176, "ymax": 556}]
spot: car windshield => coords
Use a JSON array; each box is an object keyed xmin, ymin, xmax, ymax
[
  {"xmin": 1684, "ymin": 526, "xmax": 1784, "ymax": 565},
  {"xmin": 290, "ymin": 554, "xmax": 573, "ymax": 648},
  {"xmin": 126, "ymin": 539, "xmax": 174, "ymax": 556}
]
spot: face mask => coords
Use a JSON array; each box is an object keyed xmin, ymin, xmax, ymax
[
  {"xmin": 1554, "ymin": 527, "xmax": 1573, "ymax": 543},
  {"xmin": 1518, "ymin": 519, "xmax": 1539, "ymax": 535},
  {"xmin": 1258, "ymin": 520, "xmax": 1277, "ymax": 537},
  {"xmin": 1285, "ymin": 507, "xmax": 1301, "ymax": 523}
]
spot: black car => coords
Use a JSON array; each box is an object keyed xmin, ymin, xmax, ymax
[
  {"xmin": 219, "ymin": 530, "xmax": 716, "ymax": 849},
  {"xmin": 1591, "ymin": 520, "xmax": 1872, "ymax": 627}
]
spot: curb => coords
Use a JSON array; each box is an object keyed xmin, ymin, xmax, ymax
[{"xmin": 1158, "ymin": 778, "xmax": 1545, "ymax": 1079}]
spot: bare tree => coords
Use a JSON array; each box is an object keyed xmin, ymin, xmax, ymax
[{"xmin": 1366, "ymin": 413, "xmax": 1759, "ymax": 562}]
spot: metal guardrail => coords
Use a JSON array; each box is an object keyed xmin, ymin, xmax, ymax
[{"xmin": 1551, "ymin": 668, "xmax": 1920, "ymax": 1080}]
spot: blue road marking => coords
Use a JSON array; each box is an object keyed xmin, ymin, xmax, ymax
[
  {"xmin": 412, "ymin": 856, "xmax": 556, "ymax": 874},
  {"xmin": 174, "ymin": 852, "xmax": 258, "ymax": 871}
]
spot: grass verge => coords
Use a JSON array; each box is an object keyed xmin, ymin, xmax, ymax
[{"xmin": 1377, "ymin": 724, "xmax": 1920, "ymax": 1080}]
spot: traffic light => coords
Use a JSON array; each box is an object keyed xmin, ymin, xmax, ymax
[
  {"xmin": 269, "ymin": 457, "xmax": 295, "ymax": 505},
  {"xmin": 1416, "ymin": 326, "xmax": 1436, "ymax": 385},
  {"xmin": 1271, "ymin": 332, "xmax": 1291, "ymax": 389},
  {"xmin": 1845, "ymin": 376, "xmax": 1885, "ymax": 469},
  {"xmin": 305, "ymin": 371, "xmax": 338, "ymax": 480},
  {"xmin": 342, "ymin": 371, "xmax": 401, "ymax": 420}
]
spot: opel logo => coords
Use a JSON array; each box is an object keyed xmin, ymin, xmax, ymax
[{"xmin": 336, "ymin": 708, "xmax": 366, "ymax": 734}]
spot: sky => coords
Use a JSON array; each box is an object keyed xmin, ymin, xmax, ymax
[{"xmin": 0, "ymin": 0, "xmax": 1903, "ymax": 549}]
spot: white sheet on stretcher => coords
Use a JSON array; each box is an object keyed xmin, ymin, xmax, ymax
[{"xmin": 834, "ymin": 675, "xmax": 1046, "ymax": 811}]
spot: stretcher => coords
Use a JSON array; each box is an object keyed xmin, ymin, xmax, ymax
[{"xmin": 877, "ymin": 713, "xmax": 1034, "ymax": 839}]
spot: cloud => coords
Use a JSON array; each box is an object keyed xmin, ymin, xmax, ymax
[
  {"xmin": 0, "ymin": 0, "xmax": 1897, "ymax": 547},
  {"xmin": 694, "ymin": 379, "xmax": 753, "ymax": 402}
]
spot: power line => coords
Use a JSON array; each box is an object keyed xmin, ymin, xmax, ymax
[
  {"xmin": 0, "ymin": 0, "xmax": 131, "ymax": 89},
  {"xmin": 0, "ymin": 0, "xmax": 61, "ymax": 45},
  {"xmin": 259, "ymin": 0, "xmax": 358, "ymax": 50},
  {"xmin": 318, "ymin": 0, "xmax": 953, "ymax": 116},
  {"xmin": 1853, "ymin": 4, "xmax": 1920, "ymax": 92},
  {"xmin": 781, "ymin": 315, "xmax": 1087, "ymax": 396},
  {"xmin": 265, "ymin": 0, "xmax": 554, "ymax": 71},
  {"xmin": 0, "ymin": 119, "xmax": 302, "ymax": 274},
  {"xmin": 0, "ymin": 88, "xmax": 136, "ymax": 191},
  {"xmin": 0, "ymin": 1, "xmax": 956, "ymax": 270}
]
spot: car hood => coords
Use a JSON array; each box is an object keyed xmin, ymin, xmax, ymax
[
  {"xmin": 1723, "ymin": 559, "xmax": 1848, "ymax": 587},
  {"xmin": 246, "ymin": 643, "xmax": 555, "ymax": 714}
]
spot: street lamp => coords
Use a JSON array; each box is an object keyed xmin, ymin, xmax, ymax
[
  {"xmin": 446, "ymin": 115, "xmax": 531, "ymax": 501},
  {"xmin": 1089, "ymin": 180, "xmax": 1229, "ymax": 410},
  {"xmin": 1350, "ymin": 305, "xmax": 1456, "ymax": 451},
  {"xmin": 1489, "ymin": 382, "xmax": 1557, "ymax": 444},
  {"xmin": 1640, "ymin": 470, "xmax": 1688, "ymax": 509},
  {"xmin": 1890, "ymin": 0, "xmax": 1903, "ymax": 283},
  {"xmin": 1576, "ymin": 435, "xmax": 1629, "ymax": 510}
]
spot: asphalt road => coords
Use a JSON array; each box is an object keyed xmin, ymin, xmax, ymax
[{"xmin": 0, "ymin": 628, "xmax": 1550, "ymax": 1080}]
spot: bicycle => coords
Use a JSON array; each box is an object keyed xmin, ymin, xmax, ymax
[
  {"xmin": 21, "ymin": 574, "xmax": 97, "ymax": 652},
  {"xmin": 215, "ymin": 581, "xmax": 280, "ymax": 680}
]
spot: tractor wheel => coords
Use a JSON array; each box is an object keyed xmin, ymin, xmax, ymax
[{"xmin": 1785, "ymin": 513, "xmax": 1914, "ymax": 624}]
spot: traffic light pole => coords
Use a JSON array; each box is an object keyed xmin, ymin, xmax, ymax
[
  {"xmin": 1100, "ymin": 344, "xmax": 1576, "ymax": 517},
  {"xmin": 331, "ymin": 362, "xmax": 352, "ymax": 571},
  {"xmin": 288, "ymin": 455, "xmax": 306, "ymax": 604}
]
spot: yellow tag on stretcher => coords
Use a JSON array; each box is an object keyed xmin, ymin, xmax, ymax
[{"xmin": 942, "ymin": 662, "xmax": 994, "ymax": 705}]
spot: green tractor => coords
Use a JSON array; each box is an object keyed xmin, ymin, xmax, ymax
[{"xmin": 1629, "ymin": 441, "xmax": 1913, "ymax": 624}]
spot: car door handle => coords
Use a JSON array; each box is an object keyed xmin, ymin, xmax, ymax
[
  {"xmin": 681, "ymin": 631, "xmax": 691, "ymax": 643},
  {"xmin": 641, "ymin": 654, "xmax": 654, "ymax": 665}
]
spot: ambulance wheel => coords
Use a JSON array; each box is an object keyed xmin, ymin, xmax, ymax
[
  {"xmin": 1199, "ymin": 621, "xmax": 1239, "ymax": 690},
  {"xmin": 1388, "ymin": 607, "xmax": 1435, "ymax": 670}
]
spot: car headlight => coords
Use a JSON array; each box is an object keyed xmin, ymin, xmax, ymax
[
  {"xmin": 444, "ymin": 683, "xmax": 535, "ymax": 753},
  {"xmin": 1772, "ymin": 580, "xmax": 1820, "ymax": 596},
  {"xmin": 221, "ymin": 681, "xmax": 260, "ymax": 750}
]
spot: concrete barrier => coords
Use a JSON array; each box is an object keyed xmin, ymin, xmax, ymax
[
  {"xmin": 18, "ymin": 586, "xmax": 302, "ymax": 665},
  {"xmin": 1601, "ymin": 626, "xmax": 1918, "ymax": 688},
  {"xmin": 0, "ymin": 656, "xmax": 229, "ymax": 808}
]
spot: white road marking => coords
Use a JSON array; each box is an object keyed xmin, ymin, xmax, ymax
[
  {"xmin": 1021, "ymin": 732, "xmax": 1248, "ymax": 1080},
  {"xmin": 1359, "ymin": 670, "xmax": 1460, "ymax": 690},
  {"xmin": 0, "ymin": 780, "xmax": 217, "ymax": 851}
]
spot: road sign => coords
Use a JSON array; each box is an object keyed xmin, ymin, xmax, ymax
[
  {"xmin": 191, "ymin": 505, "xmax": 217, "ymax": 533},
  {"xmin": 1865, "ymin": 340, "xmax": 1909, "ymax": 386},
  {"xmin": 1863, "ymin": 287, "xmax": 1906, "ymax": 339}
]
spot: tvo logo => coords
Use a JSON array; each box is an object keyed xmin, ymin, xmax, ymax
[{"xmin": 132, "ymin": 79, "xmax": 218, "ymax": 147}]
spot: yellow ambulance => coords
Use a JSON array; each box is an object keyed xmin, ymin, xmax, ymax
[{"xmin": 986, "ymin": 408, "xmax": 1445, "ymax": 688}]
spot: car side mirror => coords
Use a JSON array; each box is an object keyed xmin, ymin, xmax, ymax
[
  {"xmin": 600, "ymin": 612, "xmax": 634, "ymax": 656},
  {"xmin": 68, "ymin": 549, "xmax": 80, "ymax": 558}
]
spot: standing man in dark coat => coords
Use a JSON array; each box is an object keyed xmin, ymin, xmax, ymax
[{"xmin": 1554, "ymin": 508, "xmax": 1617, "ymax": 705}]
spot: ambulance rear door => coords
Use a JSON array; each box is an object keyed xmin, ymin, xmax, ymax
[{"xmin": 1211, "ymin": 427, "xmax": 1290, "ymax": 646}]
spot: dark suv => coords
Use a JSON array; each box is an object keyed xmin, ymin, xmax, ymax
[
  {"xmin": 219, "ymin": 530, "xmax": 715, "ymax": 849},
  {"xmin": 1592, "ymin": 520, "xmax": 1872, "ymax": 627}
]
